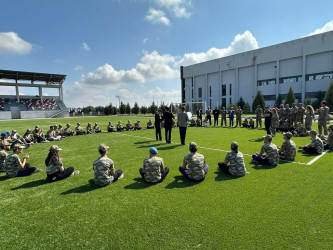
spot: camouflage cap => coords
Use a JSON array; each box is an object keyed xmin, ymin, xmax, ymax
[
  {"xmin": 58, "ymin": 124, "xmax": 62, "ymax": 127},
  {"xmin": 189, "ymin": 142, "xmax": 198, "ymax": 150},
  {"xmin": 50, "ymin": 145, "xmax": 62, "ymax": 153},
  {"xmin": 310, "ymin": 130, "xmax": 317, "ymax": 135},
  {"xmin": 12, "ymin": 130, "xmax": 17, "ymax": 133},
  {"xmin": 283, "ymin": 132, "xmax": 293, "ymax": 139},
  {"xmin": 230, "ymin": 141, "xmax": 238, "ymax": 150},
  {"xmin": 264, "ymin": 135, "xmax": 273, "ymax": 142},
  {"xmin": 12, "ymin": 143, "xmax": 25, "ymax": 150},
  {"xmin": 66, "ymin": 123, "xmax": 70, "ymax": 126},
  {"xmin": 77, "ymin": 122, "xmax": 80, "ymax": 125},
  {"xmin": 98, "ymin": 144, "xmax": 109, "ymax": 153},
  {"xmin": 27, "ymin": 129, "xmax": 32, "ymax": 132}
]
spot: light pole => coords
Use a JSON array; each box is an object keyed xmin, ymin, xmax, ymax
[{"xmin": 116, "ymin": 95, "xmax": 121, "ymax": 108}]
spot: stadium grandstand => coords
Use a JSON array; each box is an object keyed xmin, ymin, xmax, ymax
[{"xmin": 0, "ymin": 69, "xmax": 69, "ymax": 120}]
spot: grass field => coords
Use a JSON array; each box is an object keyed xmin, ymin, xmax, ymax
[{"xmin": 0, "ymin": 116, "xmax": 332, "ymax": 249}]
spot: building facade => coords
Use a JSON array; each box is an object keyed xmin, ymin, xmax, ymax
[{"xmin": 180, "ymin": 30, "xmax": 333, "ymax": 110}]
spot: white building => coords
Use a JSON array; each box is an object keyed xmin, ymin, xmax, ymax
[{"xmin": 180, "ymin": 30, "xmax": 333, "ymax": 110}]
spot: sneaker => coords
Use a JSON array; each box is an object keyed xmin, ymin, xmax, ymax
[
  {"xmin": 71, "ymin": 170, "xmax": 80, "ymax": 176},
  {"xmin": 118, "ymin": 173, "xmax": 124, "ymax": 179},
  {"xmin": 34, "ymin": 168, "xmax": 43, "ymax": 173}
]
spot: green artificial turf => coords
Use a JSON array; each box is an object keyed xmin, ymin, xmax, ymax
[{"xmin": 0, "ymin": 116, "xmax": 332, "ymax": 249}]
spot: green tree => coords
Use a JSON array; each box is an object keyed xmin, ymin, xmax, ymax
[
  {"xmin": 228, "ymin": 103, "xmax": 238, "ymax": 110},
  {"xmin": 148, "ymin": 101, "xmax": 158, "ymax": 114},
  {"xmin": 119, "ymin": 101, "xmax": 126, "ymax": 114},
  {"xmin": 140, "ymin": 106, "xmax": 148, "ymax": 115},
  {"xmin": 285, "ymin": 87, "xmax": 295, "ymax": 106},
  {"xmin": 243, "ymin": 103, "xmax": 250, "ymax": 114},
  {"xmin": 325, "ymin": 81, "xmax": 333, "ymax": 110},
  {"xmin": 252, "ymin": 91, "xmax": 265, "ymax": 112},
  {"xmin": 125, "ymin": 103, "xmax": 131, "ymax": 114},
  {"xmin": 95, "ymin": 106, "xmax": 104, "ymax": 113},
  {"xmin": 237, "ymin": 97, "xmax": 245, "ymax": 109},
  {"xmin": 304, "ymin": 98, "xmax": 312, "ymax": 106},
  {"xmin": 276, "ymin": 94, "xmax": 283, "ymax": 106},
  {"xmin": 112, "ymin": 107, "xmax": 118, "ymax": 115},
  {"xmin": 131, "ymin": 102, "xmax": 140, "ymax": 115}
]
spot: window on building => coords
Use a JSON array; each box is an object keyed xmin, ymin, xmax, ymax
[
  {"xmin": 257, "ymin": 79, "xmax": 276, "ymax": 86},
  {"xmin": 198, "ymin": 88, "xmax": 202, "ymax": 98},
  {"xmin": 209, "ymin": 86, "xmax": 212, "ymax": 97},
  {"xmin": 229, "ymin": 84, "xmax": 232, "ymax": 95},
  {"xmin": 192, "ymin": 88, "xmax": 193, "ymax": 99},
  {"xmin": 210, "ymin": 99, "xmax": 212, "ymax": 108},
  {"xmin": 229, "ymin": 97, "xmax": 232, "ymax": 104},
  {"xmin": 306, "ymin": 71, "xmax": 333, "ymax": 81},
  {"xmin": 222, "ymin": 84, "xmax": 226, "ymax": 96},
  {"xmin": 222, "ymin": 98, "xmax": 226, "ymax": 108}
]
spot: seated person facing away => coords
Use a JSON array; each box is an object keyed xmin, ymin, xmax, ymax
[
  {"xmin": 252, "ymin": 135, "xmax": 279, "ymax": 166},
  {"xmin": 179, "ymin": 142, "xmax": 209, "ymax": 181},
  {"xmin": 196, "ymin": 118, "xmax": 202, "ymax": 127},
  {"xmin": 278, "ymin": 132, "xmax": 296, "ymax": 161},
  {"xmin": 218, "ymin": 142, "xmax": 246, "ymax": 177},
  {"xmin": 86, "ymin": 123, "xmax": 94, "ymax": 134},
  {"xmin": 0, "ymin": 141, "xmax": 11, "ymax": 172},
  {"xmin": 299, "ymin": 130, "xmax": 324, "ymax": 155},
  {"xmin": 93, "ymin": 144, "xmax": 123, "ymax": 187},
  {"xmin": 242, "ymin": 118, "xmax": 249, "ymax": 128},
  {"xmin": 126, "ymin": 120, "xmax": 133, "ymax": 131},
  {"xmin": 107, "ymin": 121, "xmax": 115, "ymax": 132},
  {"xmin": 117, "ymin": 121, "xmax": 124, "ymax": 132},
  {"xmin": 45, "ymin": 145, "xmax": 79, "ymax": 182},
  {"xmin": 4, "ymin": 143, "xmax": 42, "ymax": 178},
  {"xmin": 294, "ymin": 122, "xmax": 308, "ymax": 137},
  {"xmin": 94, "ymin": 123, "xmax": 101, "ymax": 133},
  {"xmin": 46, "ymin": 125, "xmax": 62, "ymax": 141},
  {"xmin": 189, "ymin": 119, "xmax": 196, "ymax": 127},
  {"xmin": 322, "ymin": 125, "xmax": 333, "ymax": 150},
  {"xmin": 134, "ymin": 121, "xmax": 142, "ymax": 130},
  {"xmin": 249, "ymin": 118, "xmax": 255, "ymax": 129},
  {"xmin": 140, "ymin": 147, "xmax": 169, "ymax": 183},
  {"xmin": 64, "ymin": 123, "xmax": 74, "ymax": 136},
  {"xmin": 75, "ymin": 122, "xmax": 86, "ymax": 135},
  {"xmin": 147, "ymin": 119, "xmax": 154, "ymax": 129}
]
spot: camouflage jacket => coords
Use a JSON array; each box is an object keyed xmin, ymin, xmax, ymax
[
  {"xmin": 260, "ymin": 143, "xmax": 279, "ymax": 165},
  {"xmin": 4, "ymin": 153, "xmax": 21, "ymax": 177},
  {"xmin": 183, "ymin": 152, "xmax": 206, "ymax": 180},
  {"xmin": 93, "ymin": 156, "xmax": 115, "ymax": 186},
  {"xmin": 46, "ymin": 156, "xmax": 63, "ymax": 175},
  {"xmin": 143, "ymin": 156, "xmax": 164, "ymax": 182},
  {"xmin": 318, "ymin": 107, "xmax": 330, "ymax": 124},
  {"xmin": 281, "ymin": 140, "xmax": 296, "ymax": 161},
  {"xmin": 224, "ymin": 151, "xmax": 246, "ymax": 177},
  {"xmin": 0, "ymin": 149, "xmax": 8, "ymax": 171},
  {"xmin": 311, "ymin": 136, "xmax": 323, "ymax": 154}
]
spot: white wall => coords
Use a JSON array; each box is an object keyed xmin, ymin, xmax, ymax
[
  {"xmin": 306, "ymin": 52, "xmax": 333, "ymax": 74},
  {"xmin": 279, "ymin": 57, "xmax": 302, "ymax": 77}
]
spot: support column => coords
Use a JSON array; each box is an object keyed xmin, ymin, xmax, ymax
[
  {"xmin": 275, "ymin": 60, "xmax": 279, "ymax": 99},
  {"xmin": 16, "ymin": 85, "xmax": 20, "ymax": 104},
  {"xmin": 206, "ymin": 73, "xmax": 209, "ymax": 110},
  {"xmin": 39, "ymin": 86, "xmax": 43, "ymax": 102},
  {"xmin": 235, "ymin": 68, "xmax": 239, "ymax": 101},
  {"xmin": 302, "ymin": 55, "xmax": 306, "ymax": 102}
]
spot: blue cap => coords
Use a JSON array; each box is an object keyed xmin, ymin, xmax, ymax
[
  {"xmin": 6, "ymin": 131, "xmax": 10, "ymax": 134},
  {"xmin": 149, "ymin": 147, "xmax": 158, "ymax": 154},
  {"xmin": 1, "ymin": 132, "xmax": 7, "ymax": 137}
]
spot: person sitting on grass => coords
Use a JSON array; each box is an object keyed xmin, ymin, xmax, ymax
[
  {"xmin": 252, "ymin": 135, "xmax": 279, "ymax": 166},
  {"xmin": 126, "ymin": 120, "xmax": 133, "ymax": 131},
  {"xmin": 293, "ymin": 122, "xmax": 308, "ymax": 137},
  {"xmin": 322, "ymin": 125, "xmax": 333, "ymax": 150},
  {"xmin": 45, "ymin": 145, "xmax": 79, "ymax": 182},
  {"xmin": 93, "ymin": 123, "xmax": 101, "ymax": 133},
  {"xmin": 4, "ymin": 143, "xmax": 42, "ymax": 178},
  {"xmin": 0, "ymin": 141, "xmax": 11, "ymax": 172},
  {"xmin": 242, "ymin": 118, "xmax": 249, "ymax": 128},
  {"xmin": 278, "ymin": 132, "xmax": 296, "ymax": 161},
  {"xmin": 117, "ymin": 121, "xmax": 124, "ymax": 132},
  {"xmin": 196, "ymin": 118, "xmax": 202, "ymax": 127},
  {"xmin": 249, "ymin": 118, "xmax": 255, "ymax": 129},
  {"xmin": 203, "ymin": 117, "xmax": 208, "ymax": 127},
  {"xmin": 179, "ymin": 142, "xmax": 209, "ymax": 181},
  {"xmin": 33, "ymin": 126, "xmax": 48, "ymax": 143},
  {"xmin": 134, "ymin": 121, "xmax": 142, "ymax": 130},
  {"xmin": 218, "ymin": 142, "xmax": 246, "ymax": 177},
  {"xmin": 46, "ymin": 125, "xmax": 62, "ymax": 141},
  {"xmin": 93, "ymin": 144, "xmax": 124, "ymax": 187},
  {"xmin": 23, "ymin": 129, "xmax": 36, "ymax": 144},
  {"xmin": 189, "ymin": 119, "xmax": 196, "ymax": 127},
  {"xmin": 147, "ymin": 119, "xmax": 154, "ymax": 129},
  {"xmin": 107, "ymin": 122, "xmax": 115, "ymax": 132},
  {"xmin": 75, "ymin": 122, "xmax": 86, "ymax": 135},
  {"xmin": 299, "ymin": 130, "xmax": 323, "ymax": 155},
  {"xmin": 64, "ymin": 123, "xmax": 74, "ymax": 136},
  {"xmin": 139, "ymin": 147, "xmax": 169, "ymax": 183},
  {"xmin": 86, "ymin": 123, "xmax": 94, "ymax": 134},
  {"xmin": 56, "ymin": 124, "xmax": 65, "ymax": 138}
]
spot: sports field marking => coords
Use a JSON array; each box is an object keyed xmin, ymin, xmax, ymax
[{"xmin": 110, "ymin": 132, "xmax": 311, "ymax": 165}]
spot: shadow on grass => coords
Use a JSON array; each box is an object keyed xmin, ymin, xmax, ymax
[
  {"xmin": 165, "ymin": 176, "xmax": 202, "ymax": 189},
  {"xmin": 124, "ymin": 178, "xmax": 155, "ymax": 190},
  {"xmin": 248, "ymin": 137, "xmax": 264, "ymax": 142},
  {"xmin": 251, "ymin": 163, "xmax": 277, "ymax": 170},
  {"xmin": 214, "ymin": 171, "xmax": 239, "ymax": 182},
  {"xmin": 61, "ymin": 179, "xmax": 99, "ymax": 195},
  {"xmin": 134, "ymin": 141, "xmax": 154, "ymax": 145},
  {"xmin": 0, "ymin": 175, "xmax": 8, "ymax": 181},
  {"xmin": 136, "ymin": 143, "xmax": 166, "ymax": 149},
  {"xmin": 11, "ymin": 179, "xmax": 49, "ymax": 190},
  {"xmin": 158, "ymin": 144, "xmax": 184, "ymax": 150}
]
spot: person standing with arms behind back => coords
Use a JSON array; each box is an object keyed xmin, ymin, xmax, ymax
[
  {"xmin": 228, "ymin": 106, "xmax": 235, "ymax": 127},
  {"xmin": 162, "ymin": 107, "xmax": 175, "ymax": 144},
  {"xmin": 205, "ymin": 106, "xmax": 212, "ymax": 126},
  {"xmin": 155, "ymin": 109, "xmax": 162, "ymax": 141},
  {"xmin": 178, "ymin": 106, "xmax": 189, "ymax": 145},
  {"xmin": 213, "ymin": 106, "xmax": 220, "ymax": 126},
  {"xmin": 317, "ymin": 101, "xmax": 330, "ymax": 136}
]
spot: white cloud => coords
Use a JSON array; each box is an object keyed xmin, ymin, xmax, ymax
[
  {"xmin": 74, "ymin": 65, "xmax": 84, "ymax": 71},
  {"xmin": 155, "ymin": 0, "xmax": 192, "ymax": 18},
  {"xmin": 175, "ymin": 30, "xmax": 259, "ymax": 67},
  {"xmin": 0, "ymin": 32, "xmax": 34, "ymax": 55},
  {"xmin": 307, "ymin": 20, "xmax": 333, "ymax": 36},
  {"xmin": 145, "ymin": 8, "xmax": 170, "ymax": 25},
  {"xmin": 143, "ymin": 37, "xmax": 149, "ymax": 44},
  {"xmin": 81, "ymin": 42, "xmax": 91, "ymax": 51},
  {"xmin": 53, "ymin": 58, "xmax": 65, "ymax": 63}
]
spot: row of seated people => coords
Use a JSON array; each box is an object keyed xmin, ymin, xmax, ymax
[
  {"xmin": 0, "ymin": 98, "xmax": 10, "ymax": 111},
  {"xmin": 20, "ymin": 98, "xmax": 59, "ymax": 110}
]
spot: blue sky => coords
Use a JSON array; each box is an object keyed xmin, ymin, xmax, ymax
[{"xmin": 1, "ymin": 0, "xmax": 333, "ymax": 108}]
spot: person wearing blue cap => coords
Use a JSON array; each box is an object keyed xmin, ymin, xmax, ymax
[
  {"xmin": 140, "ymin": 147, "xmax": 169, "ymax": 183},
  {"xmin": 1, "ymin": 132, "xmax": 11, "ymax": 148}
]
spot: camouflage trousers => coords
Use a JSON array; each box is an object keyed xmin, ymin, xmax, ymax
[
  {"xmin": 235, "ymin": 117, "xmax": 242, "ymax": 127},
  {"xmin": 221, "ymin": 117, "xmax": 227, "ymax": 126},
  {"xmin": 305, "ymin": 121, "xmax": 312, "ymax": 131},
  {"xmin": 256, "ymin": 117, "xmax": 262, "ymax": 127},
  {"xmin": 318, "ymin": 123, "xmax": 328, "ymax": 135}
]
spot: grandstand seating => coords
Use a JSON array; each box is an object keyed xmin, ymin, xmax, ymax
[{"xmin": 20, "ymin": 98, "xmax": 60, "ymax": 110}]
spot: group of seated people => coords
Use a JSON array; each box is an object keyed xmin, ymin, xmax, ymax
[
  {"xmin": 0, "ymin": 98, "xmax": 10, "ymax": 111},
  {"xmin": 21, "ymin": 98, "xmax": 59, "ymax": 110},
  {"xmin": 106, "ymin": 120, "xmax": 142, "ymax": 132}
]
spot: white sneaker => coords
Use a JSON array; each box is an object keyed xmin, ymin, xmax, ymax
[
  {"xmin": 34, "ymin": 168, "xmax": 43, "ymax": 173},
  {"xmin": 118, "ymin": 173, "xmax": 124, "ymax": 179},
  {"xmin": 71, "ymin": 170, "xmax": 80, "ymax": 176}
]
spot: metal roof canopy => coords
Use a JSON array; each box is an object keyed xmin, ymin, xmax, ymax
[{"xmin": 0, "ymin": 69, "xmax": 66, "ymax": 85}]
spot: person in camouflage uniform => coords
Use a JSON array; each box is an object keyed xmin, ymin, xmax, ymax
[
  {"xmin": 126, "ymin": 120, "xmax": 133, "ymax": 131},
  {"xmin": 218, "ymin": 142, "xmax": 246, "ymax": 177},
  {"xmin": 134, "ymin": 121, "xmax": 142, "ymax": 130},
  {"xmin": 56, "ymin": 124, "xmax": 65, "ymax": 137},
  {"xmin": 107, "ymin": 122, "xmax": 115, "ymax": 132},
  {"xmin": 189, "ymin": 119, "xmax": 196, "ymax": 127},
  {"xmin": 289, "ymin": 103, "xmax": 297, "ymax": 126},
  {"xmin": 93, "ymin": 144, "xmax": 123, "ymax": 187},
  {"xmin": 317, "ymin": 101, "xmax": 330, "ymax": 135},
  {"xmin": 117, "ymin": 121, "xmax": 124, "ymax": 132},
  {"xmin": 11, "ymin": 130, "xmax": 28, "ymax": 145},
  {"xmin": 139, "ymin": 147, "xmax": 169, "ymax": 183},
  {"xmin": 235, "ymin": 107, "xmax": 243, "ymax": 127},
  {"xmin": 305, "ymin": 105, "xmax": 314, "ymax": 131},
  {"xmin": 294, "ymin": 122, "xmax": 308, "ymax": 137},
  {"xmin": 220, "ymin": 107, "xmax": 227, "ymax": 127},
  {"xmin": 4, "ymin": 143, "xmax": 42, "ymax": 177},
  {"xmin": 179, "ymin": 142, "xmax": 209, "ymax": 181},
  {"xmin": 205, "ymin": 106, "xmax": 212, "ymax": 126},
  {"xmin": 270, "ymin": 108, "xmax": 279, "ymax": 136},
  {"xmin": 86, "ymin": 123, "xmax": 94, "ymax": 134},
  {"xmin": 252, "ymin": 135, "xmax": 279, "ymax": 166},
  {"xmin": 283, "ymin": 104, "xmax": 290, "ymax": 122},
  {"xmin": 33, "ymin": 125, "xmax": 48, "ymax": 142},
  {"xmin": 255, "ymin": 105, "xmax": 262, "ymax": 128},
  {"xmin": 242, "ymin": 118, "xmax": 249, "ymax": 128},
  {"xmin": 46, "ymin": 125, "xmax": 62, "ymax": 141},
  {"xmin": 23, "ymin": 129, "xmax": 35, "ymax": 144},
  {"xmin": 45, "ymin": 145, "xmax": 79, "ymax": 182},
  {"xmin": 249, "ymin": 118, "xmax": 255, "ymax": 129},
  {"xmin": 75, "ymin": 122, "xmax": 86, "ymax": 135},
  {"xmin": 147, "ymin": 119, "xmax": 154, "ymax": 129},
  {"xmin": 196, "ymin": 118, "xmax": 202, "ymax": 127},
  {"xmin": 64, "ymin": 123, "xmax": 74, "ymax": 136},
  {"xmin": 322, "ymin": 125, "xmax": 333, "ymax": 150},
  {"xmin": 296, "ymin": 103, "xmax": 305, "ymax": 124},
  {"xmin": 278, "ymin": 104, "xmax": 285, "ymax": 122},
  {"xmin": 278, "ymin": 132, "xmax": 296, "ymax": 161},
  {"xmin": 0, "ymin": 140, "xmax": 11, "ymax": 172},
  {"xmin": 299, "ymin": 130, "xmax": 323, "ymax": 154},
  {"xmin": 94, "ymin": 123, "xmax": 101, "ymax": 133}
]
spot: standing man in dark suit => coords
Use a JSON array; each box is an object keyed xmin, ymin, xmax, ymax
[
  {"xmin": 213, "ymin": 106, "xmax": 220, "ymax": 126},
  {"xmin": 162, "ymin": 107, "xmax": 175, "ymax": 144},
  {"xmin": 154, "ymin": 109, "xmax": 162, "ymax": 141},
  {"xmin": 178, "ymin": 106, "xmax": 189, "ymax": 145},
  {"xmin": 196, "ymin": 108, "xmax": 202, "ymax": 121},
  {"xmin": 263, "ymin": 106, "xmax": 272, "ymax": 135}
]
